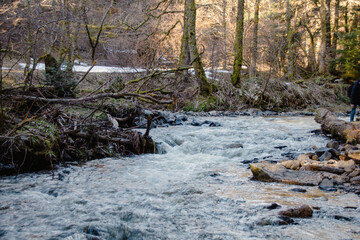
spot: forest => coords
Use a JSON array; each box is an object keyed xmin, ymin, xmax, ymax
[{"xmin": 0, "ymin": 0, "xmax": 359, "ymax": 173}]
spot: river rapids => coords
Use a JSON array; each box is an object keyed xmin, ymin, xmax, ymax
[{"xmin": 0, "ymin": 116, "xmax": 359, "ymax": 240}]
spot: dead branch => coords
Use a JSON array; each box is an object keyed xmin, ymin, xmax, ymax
[
  {"xmin": 3, "ymin": 92, "xmax": 172, "ymax": 105},
  {"xmin": 126, "ymin": 66, "xmax": 192, "ymax": 86}
]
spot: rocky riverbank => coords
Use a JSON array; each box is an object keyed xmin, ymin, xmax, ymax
[{"xmin": 250, "ymin": 110, "xmax": 360, "ymax": 195}]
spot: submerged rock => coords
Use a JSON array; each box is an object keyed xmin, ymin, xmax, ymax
[{"xmin": 278, "ymin": 205, "xmax": 313, "ymax": 218}]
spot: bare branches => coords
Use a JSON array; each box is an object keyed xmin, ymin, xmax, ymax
[{"xmin": 83, "ymin": 0, "xmax": 114, "ymax": 62}]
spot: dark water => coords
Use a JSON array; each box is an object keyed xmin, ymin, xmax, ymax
[{"xmin": 0, "ymin": 116, "xmax": 359, "ymax": 240}]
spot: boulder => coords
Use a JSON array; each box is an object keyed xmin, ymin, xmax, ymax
[
  {"xmin": 319, "ymin": 151, "xmax": 333, "ymax": 161},
  {"xmin": 350, "ymin": 176, "xmax": 360, "ymax": 184},
  {"xmin": 347, "ymin": 150, "xmax": 360, "ymax": 163},
  {"xmin": 335, "ymin": 160, "xmax": 356, "ymax": 170},
  {"xmin": 251, "ymin": 161, "xmax": 349, "ymax": 186},
  {"xmin": 278, "ymin": 205, "xmax": 313, "ymax": 218},
  {"xmin": 297, "ymin": 154, "xmax": 310, "ymax": 161},
  {"xmin": 281, "ymin": 160, "xmax": 300, "ymax": 170},
  {"xmin": 348, "ymin": 169, "xmax": 360, "ymax": 178},
  {"xmin": 327, "ymin": 141, "xmax": 340, "ymax": 150},
  {"xmin": 251, "ymin": 161, "xmax": 332, "ymax": 186}
]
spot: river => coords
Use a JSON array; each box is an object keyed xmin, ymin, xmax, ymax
[{"xmin": 0, "ymin": 115, "xmax": 359, "ymax": 240}]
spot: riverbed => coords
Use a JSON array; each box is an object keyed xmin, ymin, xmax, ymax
[{"xmin": 0, "ymin": 116, "xmax": 359, "ymax": 239}]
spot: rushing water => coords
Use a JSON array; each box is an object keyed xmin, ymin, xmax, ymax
[{"xmin": 0, "ymin": 116, "xmax": 359, "ymax": 240}]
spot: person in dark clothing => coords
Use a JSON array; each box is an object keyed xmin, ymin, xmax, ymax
[{"xmin": 349, "ymin": 80, "xmax": 360, "ymax": 122}]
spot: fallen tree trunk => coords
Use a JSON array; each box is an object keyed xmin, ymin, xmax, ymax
[
  {"xmin": 3, "ymin": 92, "xmax": 172, "ymax": 105},
  {"xmin": 315, "ymin": 108, "xmax": 360, "ymax": 143}
]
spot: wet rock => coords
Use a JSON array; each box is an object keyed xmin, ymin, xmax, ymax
[
  {"xmin": 209, "ymin": 122, "xmax": 221, "ymax": 127},
  {"xmin": 278, "ymin": 205, "xmax": 313, "ymax": 218},
  {"xmin": 311, "ymin": 129, "xmax": 322, "ymax": 135},
  {"xmin": 266, "ymin": 203, "xmax": 281, "ymax": 210},
  {"xmin": 242, "ymin": 158, "xmax": 259, "ymax": 164},
  {"xmin": 281, "ymin": 152, "xmax": 297, "ymax": 159},
  {"xmin": 0, "ymin": 229, "xmax": 6, "ymax": 238},
  {"xmin": 170, "ymin": 118, "xmax": 183, "ymax": 126},
  {"xmin": 348, "ymin": 169, "xmax": 360, "ymax": 178},
  {"xmin": 319, "ymin": 178, "xmax": 335, "ymax": 191},
  {"xmin": 58, "ymin": 173, "xmax": 65, "ymax": 181},
  {"xmin": 256, "ymin": 216, "xmax": 294, "ymax": 226},
  {"xmin": 350, "ymin": 176, "xmax": 360, "ymax": 184},
  {"xmin": 290, "ymin": 188, "xmax": 307, "ymax": 193},
  {"xmin": 176, "ymin": 114, "xmax": 188, "ymax": 122},
  {"xmin": 327, "ymin": 141, "xmax": 340, "ymax": 150},
  {"xmin": 191, "ymin": 120, "xmax": 203, "ymax": 126},
  {"xmin": 225, "ymin": 143, "xmax": 244, "ymax": 149},
  {"xmin": 84, "ymin": 226, "xmax": 101, "ymax": 236},
  {"xmin": 210, "ymin": 172, "xmax": 220, "ymax": 177},
  {"xmin": 319, "ymin": 151, "xmax": 332, "ymax": 161},
  {"xmin": 334, "ymin": 215, "xmax": 352, "ymax": 221}
]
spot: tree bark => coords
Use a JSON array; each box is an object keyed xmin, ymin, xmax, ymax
[
  {"xmin": 329, "ymin": 0, "xmax": 340, "ymax": 74},
  {"xmin": 250, "ymin": 0, "xmax": 260, "ymax": 79},
  {"xmin": 178, "ymin": 0, "xmax": 210, "ymax": 96},
  {"xmin": 319, "ymin": 0, "xmax": 331, "ymax": 74},
  {"xmin": 286, "ymin": 0, "xmax": 295, "ymax": 80},
  {"xmin": 222, "ymin": 0, "xmax": 227, "ymax": 70},
  {"xmin": 231, "ymin": 0, "xmax": 245, "ymax": 87}
]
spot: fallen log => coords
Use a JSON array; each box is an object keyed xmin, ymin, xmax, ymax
[
  {"xmin": 315, "ymin": 108, "xmax": 360, "ymax": 143},
  {"xmin": 2, "ymin": 92, "xmax": 172, "ymax": 105}
]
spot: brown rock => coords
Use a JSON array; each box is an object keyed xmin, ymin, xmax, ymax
[
  {"xmin": 348, "ymin": 150, "xmax": 360, "ymax": 163},
  {"xmin": 336, "ymin": 160, "xmax": 356, "ymax": 170},
  {"xmin": 279, "ymin": 205, "xmax": 313, "ymax": 218},
  {"xmin": 281, "ymin": 160, "xmax": 300, "ymax": 170},
  {"xmin": 312, "ymin": 155, "xmax": 319, "ymax": 161},
  {"xmin": 250, "ymin": 161, "xmax": 342, "ymax": 186},
  {"xmin": 297, "ymin": 154, "xmax": 310, "ymax": 162},
  {"xmin": 339, "ymin": 155, "xmax": 347, "ymax": 161}
]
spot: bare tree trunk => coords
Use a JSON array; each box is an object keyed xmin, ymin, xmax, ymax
[
  {"xmin": 178, "ymin": 0, "xmax": 210, "ymax": 96},
  {"xmin": 250, "ymin": 0, "xmax": 260, "ymax": 79},
  {"xmin": 178, "ymin": 0, "xmax": 191, "ymax": 68},
  {"xmin": 0, "ymin": 47, "xmax": 3, "ymax": 125},
  {"xmin": 319, "ymin": 0, "xmax": 331, "ymax": 74},
  {"xmin": 286, "ymin": 0, "xmax": 297, "ymax": 80},
  {"xmin": 329, "ymin": 0, "xmax": 340, "ymax": 74},
  {"xmin": 222, "ymin": 0, "xmax": 227, "ymax": 70},
  {"xmin": 231, "ymin": 0, "xmax": 245, "ymax": 87},
  {"xmin": 344, "ymin": 2, "xmax": 349, "ymax": 33},
  {"xmin": 305, "ymin": 24, "xmax": 317, "ymax": 73},
  {"xmin": 188, "ymin": 0, "xmax": 210, "ymax": 96}
]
